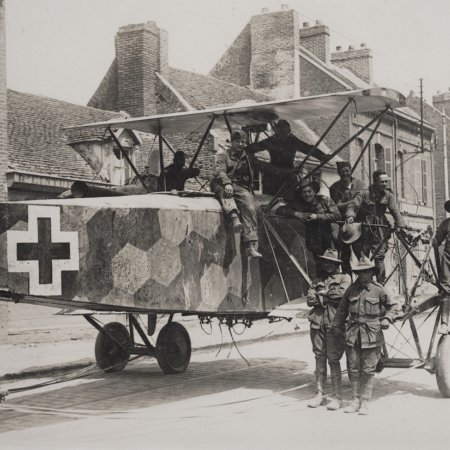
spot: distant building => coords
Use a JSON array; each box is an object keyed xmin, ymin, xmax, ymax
[{"xmin": 407, "ymin": 91, "xmax": 450, "ymax": 224}]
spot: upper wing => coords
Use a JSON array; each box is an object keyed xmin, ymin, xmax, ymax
[{"xmin": 67, "ymin": 88, "xmax": 405, "ymax": 135}]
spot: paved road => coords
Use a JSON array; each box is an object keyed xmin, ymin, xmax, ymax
[{"xmin": 0, "ymin": 331, "xmax": 449, "ymax": 450}]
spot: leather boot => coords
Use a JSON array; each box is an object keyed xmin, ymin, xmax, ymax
[
  {"xmin": 308, "ymin": 359, "xmax": 327, "ymax": 408},
  {"xmin": 308, "ymin": 373, "xmax": 326, "ymax": 408},
  {"xmin": 229, "ymin": 212, "xmax": 244, "ymax": 233},
  {"xmin": 327, "ymin": 363, "xmax": 342, "ymax": 411},
  {"xmin": 438, "ymin": 297, "xmax": 450, "ymax": 334},
  {"xmin": 246, "ymin": 241, "xmax": 262, "ymax": 258},
  {"xmin": 359, "ymin": 375, "xmax": 374, "ymax": 415},
  {"xmin": 344, "ymin": 379, "xmax": 360, "ymax": 413}
]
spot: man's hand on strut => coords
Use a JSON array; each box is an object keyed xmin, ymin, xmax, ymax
[
  {"xmin": 380, "ymin": 318, "xmax": 390, "ymax": 330},
  {"xmin": 224, "ymin": 184, "xmax": 234, "ymax": 198},
  {"xmin": 346, "ymin": 217, "xmax": 354, "ymax": 224}
]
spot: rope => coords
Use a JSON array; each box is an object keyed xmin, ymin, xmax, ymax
[
  {"xmin": 4, "ymin": 355, "xmax": 143, "ymax": 397},
  {"xmin": 262, "ymin": 216, "xmax": 302, "ymax": 331},
  {"xmin": 228, "ymin": 327, "xmax": 251, "ymax": 367}
]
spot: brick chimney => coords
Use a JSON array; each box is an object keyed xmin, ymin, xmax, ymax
[
  {"xmin": 331, "ymin": 43, "xmax": 373, "ymax": 84},
  {"xmin": 249, "ymin": 8, "xmax": 299, "ymax": 99},
  {"xmin": 432, "ymin": 90, "xmax": 450, "ymax": 114},
  {"xmin": 299, "ymin": 20, "xmax": 330, "ymax": 64},
  {"xmin": 0, "ymin": 0, "xmax": 8, "ymax": 201},
  {"xmin": 115, "ymin": 22, "xmax": 168, "ymax": 117}
]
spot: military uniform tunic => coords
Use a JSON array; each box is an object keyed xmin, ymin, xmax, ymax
[
  {"xmin": 246, "ymin": 135, "xmax": 311, "ymax": 195},
  {"xmin": 212, "ymin": 150, "xmax": 257, "ymax": 242},
  {"xmin": 333, "ymin": 280, "xmax": 399, "ymax": 377},
  {"xmin": 435, "ymin": 218, "xmax": 450, "ymax": 294},
  {"xmin": 275, "ymin": 194, "xmax": 341, "ymax": 259},
  {"xmin": 307, "ymin": 273, "xmax": 351, "ymax": 366},
  {"xmin": 345, "ymin": 186, "xmax": 406, "ymax": 281}
]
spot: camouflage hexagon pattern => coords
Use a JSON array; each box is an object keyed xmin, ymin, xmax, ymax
[{"xmin": 0, "ymin": 195, "xmax": 312, "ymax": 314}]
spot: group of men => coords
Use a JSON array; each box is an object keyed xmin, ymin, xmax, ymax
[
  {"xmin": 273, "ymin": 161, "xmax": 406, "ymax": 286},
  {"xmin": 154, "ymin": 121, "xmax": 450, "ymax": 416}
]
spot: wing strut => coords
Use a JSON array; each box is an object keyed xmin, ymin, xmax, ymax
[
  {"xmin": 108, "ymin": 127, "xmax": 151, "ymax": 193},
  {"xmin": 350, "ymin": 112, "xmax": 384, "ymax": 175},
  {"xmin": 158, "ymin": 132, "xmax": 166, "ymax": 191},
  {"xmin": 182, "ymin": 115, "xmax": 216, "ymax": 186},
  {"xmin": 306, "ymin": 105, "xmax": 391, "ymax": 181},
  {"xmin": 296, "ymin": 97, "xmax": 355, "ymax": 173},
  {"xmin": 262, "ymin": 215, "xmax": 312, "ymax": 286}
]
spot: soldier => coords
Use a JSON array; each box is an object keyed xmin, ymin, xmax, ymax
[
  {"xmin": 345, "ymin": 170, "xmax": 406, "ymax": 284},
  {"xmin": 306, "ymin": 249, "xmax": 351, "ymax": 410},
  {"xmin": 332, "ymin": 256, "xmax": 399, "ymax": 415},
  {"xmin": 211, "ymin": 129, "xmax": 262, "ymax": 258},
  {"xmin": 433, "ymin": 200, "xmax": 450, "ymax": 334},
  {"xmin": 158, "ymin": 151, "xmax": 200, "ymax": 191},
  {"xmin": 330, "ymin": 161, "xmax": 366, "ymax": 274},
  {"xmin": 274, "ymin": 178, "xmax": 341, "ymax": 262},
  {"xmin": 245, "ymin": 119, "xmax": 311, "ymax": 195}
]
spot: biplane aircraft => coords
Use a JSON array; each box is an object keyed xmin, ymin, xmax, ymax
[{"xmin": 2, "ymin": 87, "xmax": 450, "ymax": 396}]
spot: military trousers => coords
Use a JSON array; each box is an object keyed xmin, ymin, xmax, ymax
[
  {"xmin": 346, "ymin": 341, "xmax": 381, "ymax": 380},
  {"xmin": 216, "ymin": 184, "xmax": 258, "ymax": 242},
  {"xmin": 310, "ymin": 327, "xmax": 345, "ymax": 369}
]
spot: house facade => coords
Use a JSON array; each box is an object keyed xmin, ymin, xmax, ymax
[{"xmin": 208, "ymin": 7, "xmax": 436, "ymax": 293}]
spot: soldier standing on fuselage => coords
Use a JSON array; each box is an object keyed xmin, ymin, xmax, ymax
[
  {"xmin": 306, "ymin": 249, "xmax": 351, "ymax": 410},
  {"xmin": 331, "ymin": 256, "xmax": 399, "ymax": 415},
  {"xmin": 345, "ymin": 170, "xmax": 406, "ymax": 284}
]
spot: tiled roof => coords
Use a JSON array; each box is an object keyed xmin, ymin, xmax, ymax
[
  {"xmin": 298, "ymin": 47, "xmax": 369, "ymax": 90},
  {"xmin": 166, "ymin": 67, "xmax": 268, "ymax": 109},
  {"xmin": 7, "ymin": 90, "xmax": 122, "ymax": 181}
]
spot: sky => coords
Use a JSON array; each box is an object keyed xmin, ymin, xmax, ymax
[{"xmin": 4, "ymin": 0, "xmax": 450, "ymax": 106}]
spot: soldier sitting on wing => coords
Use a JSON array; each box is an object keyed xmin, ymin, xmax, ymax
[
  {"xmin": 331, "ymin": 256, "xmax": 400, "ymax": 415},
  {"xmin": 274, "ymin": 178, "xmax": 341, "ymax": 262},
  {"xmin": 306, "ymin": 249, "xmax": 351, "ymax": 411},
  {"xmin": 210, "ymin": 129, "xmax": 262, "ymax": 259}
]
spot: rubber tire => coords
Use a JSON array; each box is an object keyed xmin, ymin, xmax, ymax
[
  {"xmin": 156, "ymin": 322, "xmax": 191, "ymax": 374},
  {"xmin": 436, "ymin": 334, "xmax": 450, "ymax": 397},
  {"xmin": 95, "ymin": 322, "xmax": 131, "ymax": 373}
]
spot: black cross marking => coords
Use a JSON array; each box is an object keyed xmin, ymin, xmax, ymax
[{"xmin": 17, "ymin": 217, "xmax": 71, "ymax": 285}]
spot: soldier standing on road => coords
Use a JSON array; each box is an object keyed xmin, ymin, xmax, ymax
[
  {"xmin": 332, "ymin": 256, "xmax": 399, "ymax": 415},
  {"xmin": 433, "ymin": 200, "xmax": 450, "ymax": 334},
  {"xmin": 306, "ymin": 249, "xmax": 351, "ymax": 410},
  {"xmin": 344, "ymin": 170, "xmax": 406, "ymax": 284},
  {"xmin": 330, "ymin": 161, "xmax": 365, "ymax": 274}
]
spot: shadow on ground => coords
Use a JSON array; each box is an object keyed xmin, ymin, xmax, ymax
[{"xmin": 0, "ymin": 356, "xmax": 440, "ymax": 433}]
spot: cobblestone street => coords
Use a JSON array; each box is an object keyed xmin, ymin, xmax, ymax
[{"xmin": 1, "ymin": 332, "xmax": 450, "ymax": 450}]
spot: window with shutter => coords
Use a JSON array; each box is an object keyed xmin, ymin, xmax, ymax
[
  {"xmin": 397, "ymin": 151, "xmax": 405, "ymax": 199},
  {"xmin": 414, "ymin": 157, "xmax": 423, "ymax": 203},
  {"xmin": 421, "ymin": 159, "xmax": 428, "ymax": 205}
]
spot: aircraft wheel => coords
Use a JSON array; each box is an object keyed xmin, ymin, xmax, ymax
[
  {"xmin": 435, "ymin": 334, "xmax": 450, "ymax": 397},
  {"xmin": 156, "ymin": 322, "xmax": 191, "ymax": 374},
  {"xmin": 95, "ymin": 322, "xmax": 131, "ymax": 373}
]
